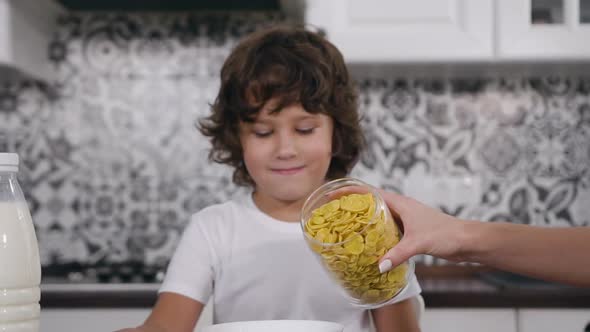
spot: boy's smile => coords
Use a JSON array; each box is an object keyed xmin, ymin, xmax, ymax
[
  {"xmin": 270, "ymin": 165, "xmax": 305, "ymax": 176},
  {"xmin": 239, "ymin": 100, "xmax": 334, "ymax": 221}
]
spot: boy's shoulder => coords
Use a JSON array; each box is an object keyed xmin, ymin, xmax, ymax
[{"xmin": 188, "ymin": 193, "xmax": 254, "ymax": 229}]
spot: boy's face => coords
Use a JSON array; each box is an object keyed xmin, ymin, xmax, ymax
[{"xmin": 239, "ymin": 99, "xmax": 334, "ymax": 205}]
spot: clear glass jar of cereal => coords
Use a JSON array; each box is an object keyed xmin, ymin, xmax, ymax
[{"xmin": 300, "ymin": 177, "xmax": 414, "ymax": 308}]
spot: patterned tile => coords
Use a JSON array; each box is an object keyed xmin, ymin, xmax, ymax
[{"xmin": 1, "ymin": 13, "xmax": 589, "ymax": 275}]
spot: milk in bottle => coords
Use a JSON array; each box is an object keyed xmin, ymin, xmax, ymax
[{"xmin": 0, "ymin": 153, "xmax": 41, "ymax": 332}]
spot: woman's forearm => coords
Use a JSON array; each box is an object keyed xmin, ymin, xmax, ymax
[{"xmin": 462, "ymin": 222, "xmax": 590, "ymax": 287}]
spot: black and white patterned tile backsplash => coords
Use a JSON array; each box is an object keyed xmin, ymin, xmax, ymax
[{"xmin": 1, "ymin": 13, "xmax": 589, "ymax": 276}]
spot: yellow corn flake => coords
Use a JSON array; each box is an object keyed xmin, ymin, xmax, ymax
[
  {"xmin": 322, "ymin": 200, "xmax": 341, "ymax": 213},
  {"xmin": 357, "ymin": 254, "xmax": 376, "ymax": 266},
  {"xmin": 333, "ymin": 223, "xmax": 349, "ymax": 233},
  {"xmin": 309, "ymin": 242, "xmax": 323, "ymax": 254},
  {"xmin": 340, "ymin": 193, "xmax": 370, "ymax": 212},
  {"xmin": 337, "ymin": 211, "xmax": 356, "ymax": 224},
  {"xmin": 365, "ymin": 229, "xmax": 380, "ymax": 244},
  {"xmin": 387, "ymin": 264, "xmax": 408, "ymax": 283},
  {"xmin": 305, "ymin": 221, "xmax": 326, "ymax": 235},
  {"xmin": 326, "ymin": 232, "xmax": 338, "ymax": 243},
  {"xmin": 343, "ymin": 235, "xmax": 364, "ymax": 255},
  {"xmin": 309, "ymin": 215, "xmax": 326, "ymax": 226},
  {"xmin": 331, "ymin": 261, "xmax": 347, "ymax": 271},
  {"xmin": 362, "ymin": 289, "xmax": 381, "ymax": 302},
  {"xmin": 374, "ymin": 221, "xmax": 385, "ymax": 234},
  {"xmin": 314, "ymin": 228, "xmax": 329, "ymax": 242}
]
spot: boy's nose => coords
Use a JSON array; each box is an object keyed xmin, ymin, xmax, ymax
[{"xmin": 276, "ymin": 133, "xmax": 297, "ymax": 159}]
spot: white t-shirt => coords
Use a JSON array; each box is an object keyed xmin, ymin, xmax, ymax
[{"xmin": 159, "ymin": 193, "xmax": 421, "ymax": 332}]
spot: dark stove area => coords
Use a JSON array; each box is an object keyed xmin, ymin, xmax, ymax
[
  {"xmin": 477, "ymin": 270, "xmax": 579, "ymax": 291},
  {"xmin": 42, "ymin": 262, "xmax": 166, "ymax": 284}
]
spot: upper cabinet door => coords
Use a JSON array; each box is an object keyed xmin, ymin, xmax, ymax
[
  {"xmin": 497, "ymin": 0, "xmax": 590, "ymax": 60},
  {"xmin": 305, "ymin": 0, "xmax": 494, "ymax": 63},
  {"xmin": 0, "ymin": 0, "xmax": 63, "ymax": 81}
]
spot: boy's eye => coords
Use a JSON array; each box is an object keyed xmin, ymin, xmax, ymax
[
  {"xmin": 254, "ymin": 130, "xmax": 272, "ymax": 137},
  {"xmin": 296, "ymin": 128, "xmax": 315, "ymax": 134}
]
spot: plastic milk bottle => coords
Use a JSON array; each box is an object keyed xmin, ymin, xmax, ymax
[{"xmin": 0, "ymin": 153, "xmax": 41, "ymax": 332}]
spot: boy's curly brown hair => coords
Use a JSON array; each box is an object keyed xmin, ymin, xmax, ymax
[{"xmin": 199, "ymin": 25, "xmax": 365, "ymax": 187}]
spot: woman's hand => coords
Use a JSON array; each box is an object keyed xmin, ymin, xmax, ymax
[{"xmin": 377, "ymin": 190, "xmax": 469, "ymax": 272}]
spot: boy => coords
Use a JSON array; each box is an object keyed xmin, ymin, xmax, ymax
[{"xmin": 119, "ymin": 25, "xmax": 421, "ymax": 332}]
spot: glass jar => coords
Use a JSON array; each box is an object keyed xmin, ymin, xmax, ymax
[{"xmin": 300, "ymin": 178, "xmax": 413, "ymax": 309}]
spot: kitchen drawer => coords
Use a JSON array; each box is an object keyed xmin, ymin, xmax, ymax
[
  {"xmin": 40, "ymin": 299, "xmax": 213, "ymax": 332},
  {"xmin": 422, "ymin": 308, "xmax": 517, "ymax": 332},
  {"xmin": 517, "ymin": 309, "xmax": 590, "ymax": 332},
  {"xmin": 40, "ymin": 309, "xmax": 150, "ymax": 332}
]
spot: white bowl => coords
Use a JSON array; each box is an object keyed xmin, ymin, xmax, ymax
[{"xmin": 202, "ymin": 320, "xmax": 344, "ymax": 332}]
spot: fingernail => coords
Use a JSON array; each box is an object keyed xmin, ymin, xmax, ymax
[{"xmin": 378, "ymin": 259, "xmax": 392, "ymax": 273}]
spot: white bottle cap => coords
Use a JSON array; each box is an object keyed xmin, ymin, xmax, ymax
[{"xmin": 0, "ymin": 153, "xmax": 19, "ymax": 172}]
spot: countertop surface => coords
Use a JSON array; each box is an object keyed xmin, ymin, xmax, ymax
[{"xmin": 40, "ymin": 265, "xmax": 590, "ymax": 309}]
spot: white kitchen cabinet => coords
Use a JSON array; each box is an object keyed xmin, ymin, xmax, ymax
[
  {"xmin": 304, "ymin": 0, "xmax": 494, "ymax": 62},
  {"xmin": 0, "ymin": 0, "xmax": 62, "ymax": 81},
  {"xmin": 304, "ymin": 0, "xmax": 590, "ymax": 63},
  {"xmin": 40, "ymin": 300, "xmax": 213, "ymax": 332},
  {"xmin": 421, "ymin": 308, "xmax": 517, "ymax": 332},
  {"xmin": 497, "ymin": 0, "xmax": 590, "ymax": 60},
  {"xmin": 517, "ymin": 309, "xmax": 590, "ymax": 332},
  {"xmin": 40, "ymin": 309, "xmax": 151, "ymax": 332}
]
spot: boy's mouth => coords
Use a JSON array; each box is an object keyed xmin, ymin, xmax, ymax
[{"xmin": 271, "ymin": 166, "xmax": 305, "ymax": 175}]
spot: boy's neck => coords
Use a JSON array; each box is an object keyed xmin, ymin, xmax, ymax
[{"xmin": 252, "ymin": 191, "xmax": 304, "ymax": 223}]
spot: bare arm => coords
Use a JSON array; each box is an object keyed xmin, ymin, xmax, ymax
[
  {"xmin": 462, "ymin": 221, "xmax": 590, "ymax": 287},
  {"xmin": 116, "ymin": 292, "xmax": 204, "ymax": 332},
  {"xmin": 378, "ymin": 190, "xmax": 590, "ymax": 287},
  {"xmin": 371, "ymin": 298, "xmax": 420, "ymax": 332}
]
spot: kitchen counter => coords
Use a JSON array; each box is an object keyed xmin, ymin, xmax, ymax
[
  {"xmin": 414, "ymin": 265, "xmax": 590, "ymax": 308},
  {"xmin": 40, "ymin": 265, "xmax": 590, "ymax": 308}
]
